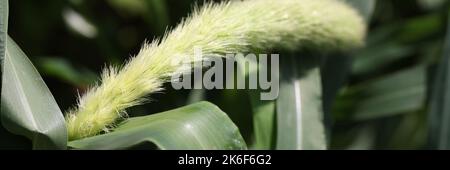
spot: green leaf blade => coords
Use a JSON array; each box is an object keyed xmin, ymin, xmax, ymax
[
  {"xmin": 0, "ymin": 0, "xmax": 6, "ymax": 63},
  {"xmin": 352, "ymin": 66, "xmax": 427, "ymax": 121},
  {"xmin": 276, "ymin": 54, "xmax": 326, "ymax": 150},
  {"xmin": 68, "ymin": 102, "xmax": 247, "ymax": 150},
  {"xmin": 1, "ymin": 36, "xmax": 67, "ymax": 149},
  {"xmin": 428, "ymin": 12, "xmax": 450, "ymax": 149},
  {"xmin": 249, "ymin": 91, "xmax": 275, "ymax": 150}
]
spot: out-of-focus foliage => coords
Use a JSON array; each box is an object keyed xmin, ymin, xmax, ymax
[
  {"xmin": 2, "ymin": 0, "xmax": 450, "ymax": 149},
  {"xmin": 428, "ymin": 11, "xmax": 450, "ymax": 149},
  {"xmin": 331, "ymin": 0, "xmax": 449, "ymax": 149}
]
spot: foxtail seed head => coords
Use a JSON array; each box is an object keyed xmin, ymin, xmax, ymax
[{"xmin": 66, "ymin": 0, "xmax": 366, "ymax": 140}]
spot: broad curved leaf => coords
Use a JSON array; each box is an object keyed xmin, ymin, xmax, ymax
[
  {"xmin": 68, "ymin": 102, "xmax": 247, "ymax": 150},
  {"xmin": 1, "ymin": 36, "xmax": 67, "ymax": 149},
  {"xmin": 0, "ymin": 0, "xmax": 31, "ymax": 149}
]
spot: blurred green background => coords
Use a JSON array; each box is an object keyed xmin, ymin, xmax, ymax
[{"xmin": 7, "ymin": 0, "xmax": 450, "ymax": 149}]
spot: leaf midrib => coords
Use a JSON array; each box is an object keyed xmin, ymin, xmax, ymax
[{"xmin": 5, "ymin": 49, "xmax": 40, "ymax": 131}]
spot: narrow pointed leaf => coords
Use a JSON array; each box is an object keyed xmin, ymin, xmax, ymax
[
  {"xmin": 428, "ymin": 13, "xmax": 450, "ymax": 149},
  {"xmin": 235, "ymin": 56, "xmax": 276, "ymax": 149},
  {"xmin": 351, "ymin": 66, "xmax": 426, "ymax": 121},
  {"xmin": 249, "ymin": 90, "xmax": 275, "ymax": 149}
]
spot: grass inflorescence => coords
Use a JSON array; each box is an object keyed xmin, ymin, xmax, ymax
[{"xmin": 66, "ymin": 0, "xmax": 366, "ymax": 140}]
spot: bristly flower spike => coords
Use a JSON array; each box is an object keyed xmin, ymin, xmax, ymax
[{"xmin": 66, "ymin": 0, "xmax": 366, "ymax": 140}]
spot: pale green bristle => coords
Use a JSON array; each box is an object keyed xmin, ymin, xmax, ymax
[{"xmin": 66, "ymin": 0, "xmax": 366, "ymax": 140}]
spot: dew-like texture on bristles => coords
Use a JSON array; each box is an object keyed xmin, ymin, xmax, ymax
[{"xmin": 66, "ymin": 0, "xmax": 366, "ymax": 140}]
